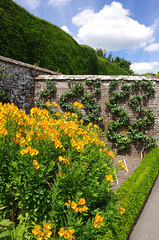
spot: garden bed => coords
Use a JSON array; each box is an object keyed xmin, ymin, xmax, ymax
[{"xmin": 0, "ymin": 102, "xmax": 158, "ymax": 240}]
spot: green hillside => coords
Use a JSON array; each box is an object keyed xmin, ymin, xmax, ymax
[{"xmin": 0, "ymin": 0, "xmax": 128, "ymax": 75}]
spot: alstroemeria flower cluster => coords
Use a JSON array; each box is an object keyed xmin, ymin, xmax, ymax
[
  {"xmin": 118, "ymin": 160, "xmax": 127, "ymax": 171},
  {"xmin": 20, "ymin": 146, "xmax": 39, "ymax": 156},
  {"xmin": 73, "ymin": 101, "xmax": 84, "ymax": 109},
  {"xmin": 105, "ymin": 174, "xmax": 114, "ymax": 183},
  {"xmin": 58, "ymin": 227, "xmax": 74, "ymax": 239},
  {"xmin": 0, "ymin": 103, "xmax": 106, "ymax": 157},
  {"xmin": 33, "ymin": 160, "xmax": 40, "ymax": 170},
  {"xmin": 65, "ymin": 198, "xmax": 88, "ymax": 213},
  {"xmin": 93, "ymin": 213, "xmax": 103, "ymax": 228},
  {"xmin": 119, "ymin": 207, "xmax": 126, "ymax": 214},
  {"xmin": 58, "ymin": 156, "xmax": 70, "ymax": 165},
  {"xmin": 32, "ymin": 222, "xmax": 52, "ymax": 239},
  {"xmin": 0, "ymin": 102, "xmax": 125, "ymax": 239},
  {"xmin": 107, "ymin": 150, "xmax": 115, "ymax": 159},
  {"xmin": 59, "ymin": 171, "xmax": 66, "ymax": 177}
]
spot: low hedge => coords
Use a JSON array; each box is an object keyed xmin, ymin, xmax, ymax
[{"xmin": 97, "ymin": 148, "xmax": 159, "ymax": 240}]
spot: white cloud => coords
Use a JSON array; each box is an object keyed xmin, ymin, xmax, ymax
[
  {"xmin": 72, "ymin": 1, "xmax": 155, "ymax": 51},
  {"xmin": 144, "ymin": 43, "xmax": 159, "ymax": 52},
  {"xmin": 14, "ymin": 0, "xmax": 71, "ymax": 8},
  {"xmin": 48, "ymin": 0, "xmax": 71, "ymax": 7},
  {"xmin": 61, "ymin": 25, "xmax": 70, "ymax": 33},
  {"xmin": 131, "ymin": 62, "xmax": 159, "ymax": 74},
  {"xmin": 22, "ymin": 0, "xmax": 41, "ymax": 9}
]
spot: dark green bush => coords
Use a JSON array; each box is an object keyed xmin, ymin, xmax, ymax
[{"xmin": 0, "ymin": 0, "xmax": 129, "ymax": 75}]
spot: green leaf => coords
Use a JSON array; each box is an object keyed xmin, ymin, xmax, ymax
[
  {"xmin": 0, "ymin": 219, "xmax": 14, "ymax": 226},
  {"xmin": 0, "ymin": 206, "xmax": 8, "ymax": 211},
  {"xmin": 0, "ymin": 230, "xmax": 10, "ymax": 238}
]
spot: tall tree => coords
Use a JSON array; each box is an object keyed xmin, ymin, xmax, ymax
[
  {"xmin": 113, "ymin": 57, "xmax": 134, "ymax": 75},
  {"xmin": 96, "ymin": 48, "xmax": 134, "ymax": 75}
]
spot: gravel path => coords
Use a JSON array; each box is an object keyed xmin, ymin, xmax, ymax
[{"xmin": 112, "ymin": 145, "xmax": 143, "ymax": 189}]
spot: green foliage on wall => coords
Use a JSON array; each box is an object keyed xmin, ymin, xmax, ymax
[
  {"xmin": 0, "ymin": 0, "xmax": 129, "ymax": 75},
  {"xmin": 0, "ymin": 65, "xmax": 11, "ymax": 103},
  {"xmin": 40, "ymin": 79, "xmax": 57, "ymax": 99},
  {"xmin": 0, "ymin": 90, "xmax": 11, "ymax": 104},
  {"xmin": 59, "ymin": 79, "xmax": 102, "ymax": 124},
  {"xmin": 106, "ymin": 80, "xmax": 157, "ymax": 152},
  {"xmin": 37, "ymin": 79, "xmax": 57, "ymax": 109}
]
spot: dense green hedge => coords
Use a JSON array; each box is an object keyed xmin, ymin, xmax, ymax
[
  {"xmin": 0, "ymin": 0, "xmax": 128, "ymax": 75},
  {"xmin": 97, "ymin": 148, "xmax": 159, "ymax": 240},
  {"xmin": 97, "ymin": 57, "xmax": 128, "ymax": 75}
]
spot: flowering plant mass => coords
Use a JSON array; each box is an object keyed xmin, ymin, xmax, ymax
[{"xmin": 0, "ymin": 102, "xmax": 125, "ymax": 239}]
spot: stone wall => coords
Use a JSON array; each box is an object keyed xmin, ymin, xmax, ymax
[
  {"xmin": 35, "ymin": 74, "xmax": 159, "ymax": 186},
  {"xmin": 35, "ymin": 74, "xmax": 159, "ymax": 145},
  {"xmin": 0, "ymin": 55, "xmax": 56, "ymax": 113}
]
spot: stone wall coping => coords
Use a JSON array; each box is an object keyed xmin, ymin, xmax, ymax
[
  {"xmin": 0, "ymin": 55, "xmax": 56, "ymax": 75},
  {"xmin": 35, "ymin": 74, "xmax": 159, "ymax": 81}
]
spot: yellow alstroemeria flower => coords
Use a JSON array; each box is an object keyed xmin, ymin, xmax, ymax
[
  {"xmin": 33, "ymin": 160, "xmax": 40, "ymax": 170},
  {"xmin": 105, "ymin": 174, "xmax": 113, "ymax": 183},
  {"xmin": 32, "ymin": 225, "xmax": 40, "ymax": 235},
  {"xmin": 43, "ymin": 222, "xmax": 51, "ymax": 230},
  {"xmin": 36, "ymin": 231, "xmax": 44, "ymax": 240},
  {"xmin": 118, "ymin": 160, "xmax": 127, "ymax": 171},
  {"xmin": 119, "ymin": 207, "xmax": 126, "ymax": 214},
  {"xmin": 45, "ymin": 101, "xmax": 51, "ymax": 107},
  {"xmin": 93, "ymin": 213, "xmax": 103, "ymax": 228},
  {"xmin": 65, "ymin": 200, "xmax": 71, "ymax": 207},
  {"xmin": 53, "ymin": 101, "xmax": 58, "ymax": 108},
  {"xmin": 58, "ymin": 227, "xmax": 65, "ymax": 237},
  {"xmin": 44, "ymin": 228, "xmax": 52, "ymax": 238},
  {"xmin": 78, "ymin": 198, "xmax": 86, "ymax": 206}
]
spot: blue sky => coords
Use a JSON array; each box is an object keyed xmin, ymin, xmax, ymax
[{"xmin": 12, "ymin": 0, "xmax": 159, "ymax": 74}]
